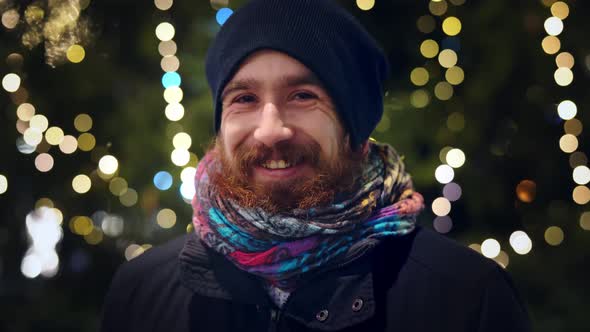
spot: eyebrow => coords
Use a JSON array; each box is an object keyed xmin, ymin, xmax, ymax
[{"xmin": 220, "ymin": 73, "xmax": 324, "ymax": 101}]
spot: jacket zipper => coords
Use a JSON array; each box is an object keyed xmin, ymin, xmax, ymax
[
  {"xmin": 267, "ymin": 283, "xmax": 297, "ymax": 332},
  {"xmin": 265, "ymin": 241, "xmax": 378, "ymax": 331},
  {"xmin": 268, "ymin": 307, "xmax": 282, "ymax": 332}
]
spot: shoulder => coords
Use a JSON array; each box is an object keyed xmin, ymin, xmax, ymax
[
  {"xmin": 100, "ymin": 235, "xmax": 190, "ymax": 331},
  {"xmin": 108, "ymin": 234, "xmax": 188, "ymax": 288},
  {"xmin": 406, "ymin": 226, "xmax": 500, "ymax": 282},
  {"xmin": 406, "ymin": 228, "xmax": 531, "ymax": 330}
]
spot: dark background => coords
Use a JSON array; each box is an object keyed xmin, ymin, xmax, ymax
[{"xmin": 1, "ymin": 0, "xmax": 589, "ymax": 331}]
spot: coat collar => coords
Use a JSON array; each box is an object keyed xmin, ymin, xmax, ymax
[{"xmin": 178, "ymin": 229, "xmax": 418, "ymax": 330}]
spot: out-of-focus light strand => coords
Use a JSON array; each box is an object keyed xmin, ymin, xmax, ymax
[{"xmin": 540, "ymin": 2, "xmax": 586, "ymax": 210}]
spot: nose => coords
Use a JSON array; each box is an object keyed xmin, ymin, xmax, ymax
[{"xmin": 253, "ymin": 103, "xmax": 294, "ymax": 147}]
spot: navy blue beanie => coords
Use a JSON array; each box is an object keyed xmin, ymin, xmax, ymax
[{"xmin": 205, "ymin": 0, "xmax": 390, "ymax": 149}]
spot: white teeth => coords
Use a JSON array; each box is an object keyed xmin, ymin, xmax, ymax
[{"xmin": 262, "ymin": 160, "xmax": 291, "ymax": 169}]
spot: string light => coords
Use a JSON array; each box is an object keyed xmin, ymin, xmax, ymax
[
  {"xmin": 410, "ymin": 67, "xmax": 429, "ymax": 86},
  {"xmin": 109, "ymin": 177, "xmax": 128, "ymax": 196},
  {"xmin": 153, "ymin": 171, "xmax": 173, "ymax": 190},
  {"xmin": 551, "ymin": 1, "xmax": 569, "ymax": 19},
  {"xmin": 2, "ymin": 8, "xmax": 141, "ymax": 266},
  {"xmin": 539, "ymin": 1, "xmax": 587, "ymax": 223},
  {"xmin": 438, "ymin": 49, "xmax": 458, "ymax": 68},
  {"xmin": 409, "ymin": 89, "xmax": 430, "ymax": 108},
  {"xmin": 544, "ymin": 226, "xmax": 564, "ymax": 246},
  {"xmin": 74, "ymin": 114, "xmax": 93, "ymax": 132},
  {"xmin": 481, "ymin": 238, "xmax": 501, "ymax": 258},
  {"xmin": 98, "ymin": 155, "xmax": 119, "ymax": 175},
  {"xmin": 442, "ymin": 16, "xmax": 461, "ymax": 36},
  {"xmin": 156, "ymin": 208, "xmax": 177, "ymax": 229},
  {"xmin": 102, "ymin": 214, "xmax": 124, "ymax": 237},
  {"xmin": 435, "ymin": 164, "xmax": 455, "ymax": 184},
  {"xmin": 555, "ymin": 52, "xmax": 574, "ymax": 68},
  {"xmin": 420, "ymin": 39, "xmax": 439, "ymax": 58},
  {"xmin": 158, "ymin": 40, "xmax": 177, "ymax": 57},
  {"xmin": 580, "ymin": 212, "xmax": 590, "ymax": 230},
  {"xmin": 165, "ymin": 103, "xmax": 184, "ymax": 121},
  {"xmin": 2, "ymin": 73, "xmax": 21, "ymax": 92},
  {"xmin": 544, "ymin": 17, "xmax": 564, "ymax": 36},
  {"xmin": 446, "ymin": 148, "xmax": 465, "ymax": 168},
  {"xmin": 172, "ymin": 132, "xmax": 192, "ymax": 150},
  {"xmin": 572, "ymin": 166, "xmax": 590, "ymax": 185},
  {"xmin": 171, "ymin": 149, "xmax": 190, "ymax": 166},
  {"xmin": 151, "ymin": 0, "xmax": 198, "ymax": 213},
  {"xmin": 432, "ymin": 197, "xmax": 451, "ymax": 216},
  {"xmin": 180, "ymin": 181, "xmax": 196, "ymax": 201},
  {"xmin": 216, "ymin": 8, "xmax": 233, "ymax": 25},
  {"xmin": 3, "ymin": 52, "xmax": 96, "ymax": 174},
  {"xmin": 356, "ymin": 0, "xmax": 375, "ymax": 11},
  {"xmin": 66, "ymin": 45, "xmax": 86, "ymax": 63},
  {"xmin": 509, "ymin": 231, "xmax": 533, "ymax": 255},
  {"xmin": 412, "ymin": 2, "xmax": 469, "ymax": 239},
  {"xmin": 541, "ymin": 36, "xmax": 560, "ymax": 54},
  {"xmin": 77, "ymin": 132, "xmax": 96, "ymax": 151},
  {"xmin": 180, "ymin": 167, "xmax": 196, "ymax": 183},
  {"xmin": 494, "ymin": 251, "xmax": 510, "ymax": 268},
  {"xmin": 155, "ymin": 22, "xmax": 175, "ymax": 41},
  {"xmin": 21, "ymin": 207, "xmax": 63, "ymax": 278},
  {"xmin": 72, "ymin": 175, "xmax": 92, "ymax": 194},
  {"xmin": 0, "ymin": 174, "xmax": 7, "ymax": 194},
  {"xmin": 154, "ymin": 0, "xmax": 174, "ymax": 11},
  {"xmin": 45, "ymin": 127, "xmax": 65, "ymax": 146},
  {"xmin": 124, "ymin": 244, "xmax": 145, "ymax": 261},
  {"xmin": 1, "ymin": 9, "xmax": 20, "ymax": 29},
  {"xmin": 428, "ymin": 0, "xmax": 448, "ymax": 16},
  {"xmin": 35, "ymin": 153, "xmax": 54, "ymax": 172},
  {"xmin": 119, "ymin": 188, "xmax": 138, "ymax": 207}
]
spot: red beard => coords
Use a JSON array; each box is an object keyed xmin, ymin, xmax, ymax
[{"xmin": 208, "ymin": 138, "xmax": 366, "ymax": 213}]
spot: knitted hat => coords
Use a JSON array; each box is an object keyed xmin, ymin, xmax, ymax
[{"xmin": 205, "ymin": 0, "xmax": 390, "ymax": 149}]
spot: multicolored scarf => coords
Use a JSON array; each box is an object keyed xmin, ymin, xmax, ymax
[{"xmin": 192, "ymin": 142, "xmax": 424, "ymax": 289}]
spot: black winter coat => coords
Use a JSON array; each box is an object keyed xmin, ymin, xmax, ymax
[{"xmin": 100, "ymin": 226, "xmax": 531, "ymax": 332}]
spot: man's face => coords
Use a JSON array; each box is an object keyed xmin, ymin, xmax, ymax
[{"xmin": 211, "ymin": 50, "xmax": 363, "ymax": 212}]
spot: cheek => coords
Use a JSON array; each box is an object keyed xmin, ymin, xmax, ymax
[
  {"xmin": 220, "ymin": 114, "xmax": 257, "ymax": 157},
  {"xmin": 290, "ymin": 112, "xmax": 341, "ymax": 156}
]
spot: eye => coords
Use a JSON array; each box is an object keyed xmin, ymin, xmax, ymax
[
  {"xmin": 293, "ymin": 91, "xmax": 317, "ymax": 101},
  {"xmin": 233, "ymin": 94, "xmax": 257, "ymax": 104}
]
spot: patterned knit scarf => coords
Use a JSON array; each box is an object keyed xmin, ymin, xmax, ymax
[{"xmin": 192, "ymin": 142, "xmax": 424, "ymax": 289}]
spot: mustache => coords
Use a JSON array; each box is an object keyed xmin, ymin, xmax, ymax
[{"xmin": 234, "ymin": 140, "xmax": 322, "ymax": 174}]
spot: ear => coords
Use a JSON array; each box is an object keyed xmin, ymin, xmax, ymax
[
  {"xmin": 360, "ymin": 140, "xmax": 370, "ymax": 157},
  {"xmin": 344, "ymin": 134, "xmax": 369, "ymax": 156}
]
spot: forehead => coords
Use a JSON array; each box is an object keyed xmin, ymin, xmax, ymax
[{"xmin": 228, "ymin": 49, "xmax": 322, "ymax": 86}]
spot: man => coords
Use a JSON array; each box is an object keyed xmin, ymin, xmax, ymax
[{"xmin": 101, "ymin": 0, "xmax": 531, "ymax": 331}]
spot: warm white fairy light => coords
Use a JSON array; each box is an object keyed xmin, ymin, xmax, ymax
[
  {"xmin": 4, "ymin": 57, "xmax": 90, "ymax": 165},
  {"xmin": 540, "ymin": 2, "xmax": 586, "ymax": 215},
  {"xmin": 155, "ymin": 22, "xmax": 175, "ymax": 41},
  {"xmin": 509, "ymin": 231, "xmax": 533, "ymax": 255},
  {"xmin": 557, "ymin": 100, "xmax": 577, "ymax": 120},
  {"xmin": 21, "ymin": 207, "xmax": 63, "ymax": 278},
  {"xmin": 544, "ymin": 16, "xmax": 564, "ymax": 36},
  {"xmin": 153, "ymin": 0, "xmax": 196, "ymax": 207},
  {"xmin": 573, "ymin": 166, "xmax": 590, "ymax": 185},
  {"xmin": 413, "ymin": 3, "xmax": 467, "ymax": 235},
  {"xmin": 481, "ymin": 238, "xmax": 501, "ymax": 258},
  {"xmin": 2, "ymin": 73, "xmax": 21, "ymax": 92},
  {"xmin": 3, "ymin": 37, "xmax": 132, "ymax": 267},
  {"xmin": 98, "ymin": 155, "xmax": 119, "ymax": 175}
]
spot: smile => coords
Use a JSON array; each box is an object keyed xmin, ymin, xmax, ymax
[
  {"xmin": 254, "ymin": 159, "xmax": 310, "ymax": 180},
  {"xmin": 261, "ymin": 160, "xmax": 292, "ymax": 169}
]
